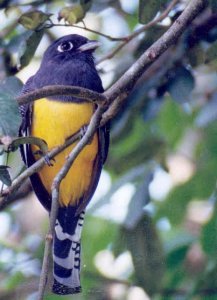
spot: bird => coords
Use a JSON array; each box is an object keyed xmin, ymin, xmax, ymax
[{"xmin": 19, "ymin": 34, "xmax": 109, "ymax": 295}]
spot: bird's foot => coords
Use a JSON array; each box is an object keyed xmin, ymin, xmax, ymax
[
  {"xmin": 33, "ymin": 150, "xmax": 55, "ymax": 166},
  {"xmin": 80, "ymin": 125, "xmax": 93, "ymax": 144}
]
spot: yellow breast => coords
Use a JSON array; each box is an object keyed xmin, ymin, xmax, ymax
[{"xmin": 31, "ymin": 98, "xmax": 98, "ymax": 206}]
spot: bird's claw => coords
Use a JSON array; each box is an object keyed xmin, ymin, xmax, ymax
[
  {"xmin": 80, "ymin": 125, "xmax": 93, "ymax": 144},
  {"xmin": 80, "ymin": 125, "xmax": 88, "ymax": 138},
  {"xmin": 33, "ymin": 150, "xmax": 55, "ymax": 166},
  {"xmin": 44, "ymin": 154, "xmax": 55, "ymax": 166}
]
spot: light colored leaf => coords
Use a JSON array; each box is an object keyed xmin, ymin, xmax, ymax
[
  {"xmin": 19, "ymin": 10, "xmax": 52, "ymax": 30},
  {"xmin": 58, "ymin": 5, "xmax": 85, "ymax": 25},
  {"xmin": 0, "ymin": 77, "xmax": 22, "ymax": 137},
  {"xmin": 8, "ymin": 30, "xmax": 43, "ymax": 69}
]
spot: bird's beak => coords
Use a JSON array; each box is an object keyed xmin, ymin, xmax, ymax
[{"xmin": 78, "ymin": 40, "xmax": 101, "ymax": 52}]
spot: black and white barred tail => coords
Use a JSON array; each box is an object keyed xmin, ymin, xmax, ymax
[{"xmin": 52, "ymin": 209, "xmax": 85, "ymax": 295}]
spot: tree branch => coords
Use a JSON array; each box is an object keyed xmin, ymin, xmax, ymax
[
  {"xmin": 48, "ymin": 0, "xmax": 179, "ymax": 65},
  {"xmin": 96, "ymin": 0, "xmax": 179, "ymax": 64},
  {"xmin": 102, "ymin": 0, "xmax": 206, "ymax": 123},
  {"xmin": 0, "ymin": 179, "xmax": 32, "ymax": 211},
  {"xmin": 17, "ymin": 85, "xmax": 107, "ymax": 106},
  {"xmin": 49, "ymin": 23, "xmax": 127, "ymax": 42}
]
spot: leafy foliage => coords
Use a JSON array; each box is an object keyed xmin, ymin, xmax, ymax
[
  {"xmin": 8, "ymin": 30, "xmax": 44, "ymax": 70},
  {"xmin": 19, "ymin": 11, "xmax": 52, "ymax": 30},
  {"xmin": 58, "ymin": 5, "xmax": 86, "ymax": 25},
  {"xmin": 0, "ymin": 77, "xmax": 22, "ymax": 136}
]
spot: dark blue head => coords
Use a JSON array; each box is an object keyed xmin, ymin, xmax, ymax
[
  {"xmin": 33, "ymin": 34, "xmax": 103, "ymax": 98},
  {"xmin": 41, "ymin": 34, "xmax": 100, "ymax": 66}
]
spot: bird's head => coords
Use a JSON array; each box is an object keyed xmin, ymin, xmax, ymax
[{"xmin": 42, "ymin": 34, "xmax": 100, "ymax": 65}]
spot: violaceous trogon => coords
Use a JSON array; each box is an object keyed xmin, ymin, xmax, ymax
[{"xmin": 19, "ymin": 34, "xmax": 109, "ymax": 295}]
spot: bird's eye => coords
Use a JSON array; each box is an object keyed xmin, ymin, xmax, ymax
[{"xmin": 57, "ymin": 41, "xmax": 74, "ymax": 52}]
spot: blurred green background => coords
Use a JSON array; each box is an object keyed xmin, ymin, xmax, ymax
[{"xmin": 0, "ymin": 0, "xmax": 217, "ymax": 299}]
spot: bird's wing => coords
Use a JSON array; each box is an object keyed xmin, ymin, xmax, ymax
[
  {"xmin": 75, "ymin": 123, "xmax": 109, "ymax": 215},
  {"xmin": 19, "ymin": 77, "xmax": 52, "ymax": 211}
]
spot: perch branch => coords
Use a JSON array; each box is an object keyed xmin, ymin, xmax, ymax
[
  {"xmin": 16, "ymin": 85, "xmax": 107, "ymax": 106},
  {"xmin": 96, "ymin": 0, "xmax": 179, "ymax": 64}
]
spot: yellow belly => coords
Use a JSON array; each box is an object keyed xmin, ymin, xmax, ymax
[{"xmin": 31, "ymin": 98, "xmax": 98, "ymax": 206}]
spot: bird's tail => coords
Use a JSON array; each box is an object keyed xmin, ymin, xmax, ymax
[{"xmin": 52, "ymin": 207, "xmax": 85, "ymax": 295}]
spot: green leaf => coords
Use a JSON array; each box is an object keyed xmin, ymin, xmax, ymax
[
  {"xmin": 167, "ymin": 67, "xmax": 195, "ymax": 103},
  {"xmin": 139, "ymin": 0, "xmax": 168, "ymax": 24},
  {"xmin": 4, "ymin": 271, "xmax": 25, "ymax": 290},
  {"xmin": 19, "ymin": 10, "xmax": 52, "ymax": 30},
  {"xmin": 201, "ymin": 197, "xmax": 217, "ymax": 257},
  {"xmin": 167, "ymin": 245, "xmax": 190, "ymax": 269},
  {"xmin": 157, "ymin": 97, "xmax": 190, "ymax": 147},
  {"xmin": 0, "ymin": 165, "xmax": 12, "ymax": 186},
  {"xmin": 58, "ymin": 5, "xmax": 85, "ymax": 25},
  {"xmin": 0, "ymin": 76, "xmax": 23, "ymax": 98},
  {"xmin": 157, "ymin": 163, "xmax": 217, "ymax": 225},
  {"xmin": 8, "ymin": 30, "xmax": 43, "ymax": 69},
  {"xmin": 82, "ymin": 215, "xmax": 118, "ymax": 271},
  {"xmin": 193, "ymin": 260, "xmax": 217, "ymax": 296},
  {"xmin": 0, "ymin": 77, "xmax": 22, "ymax": 136},
  {"xmin": 201, "ymin": 215, "xmax": 217, "ymax": 257},
  {"xmin": 123, "ymin": 214, "xmax": 165, "ymax": 295},
  {"xmin": 109, "ymin": 117, "xmax": 164, "ymax": 174},
  {"xmin": 7, "ymin": 136, "xmax": 48, "ymax": 155}
]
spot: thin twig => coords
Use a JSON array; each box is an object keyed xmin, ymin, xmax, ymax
[
  {"xmin": 102, "ymin": 0, "xmax": 206, "ymax": 123},
  {"xmin": 96, "ymin": 0, "xmax": 179, "ymax": 64},
  {"xmin": 49, "ymin": 23, "xmax": 127, "ymax": 42},
  {"xmin": 0, "ymin": 180, "xmax": 32, "ymax": 211},
  {"xmin": 48, "ymin": 0, "xmax": 178, "ymax": 65},
  {"xmin": 50, "ymin": 0, "xmax": 178, "ymax": 49},
  {"xmin": 125, "ymin": 0, "xmax": 179, "ymax": 41},
  {"xmin": 37, "ymin": 233, "xmax": 53, "ymax": 300}
]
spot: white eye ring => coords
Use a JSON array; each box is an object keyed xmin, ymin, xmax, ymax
[{"xmin": 57, "ymin": 41, "xmax": 74, "ymax": 52}]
